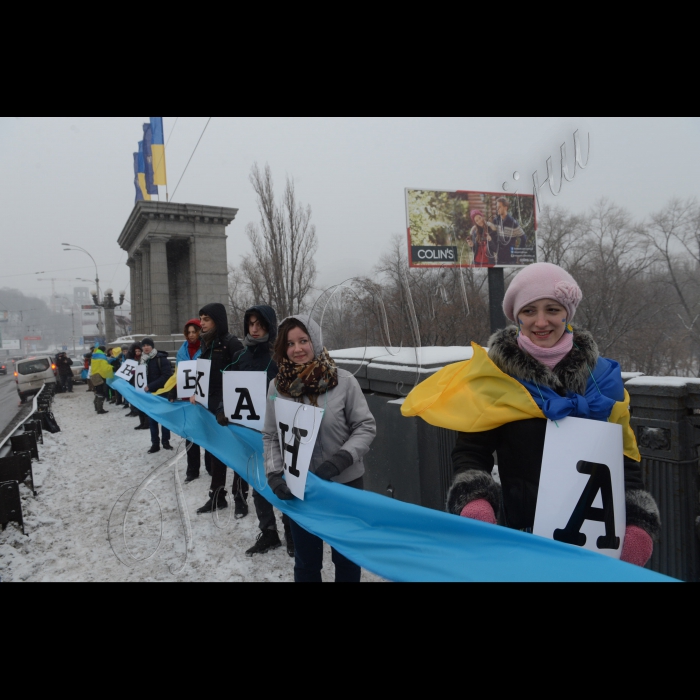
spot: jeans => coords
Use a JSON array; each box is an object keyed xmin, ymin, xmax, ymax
[
  {"xmin": 149, "ymin": 418, "xmax": 171, "ymax": 447},
  {"xmin": 289, "ymin": 476, "xmax": 364, "ymax": 583}
]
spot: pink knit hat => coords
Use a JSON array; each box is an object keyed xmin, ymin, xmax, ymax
[{"xmin": 503, "ymin": 263, "xmax": 583, "ymax": 322}]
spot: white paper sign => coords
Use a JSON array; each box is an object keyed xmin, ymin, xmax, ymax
[
  {"xmin": 194, "ymin": 359, "xmax": 212, "ymax": 408},
  {"xmin": 115, "ymin": 360, "xmax": 138, "ymax": 382},
  {"xmin": 223, "ymin": 372, "xmax": 268, "ymax": 431},
  {"xmin": 134, "ymin": 366, "xmax": 148, "ymax": 393},
  {"xmin": 275, "ymin": 398, "xmax": 324, "ymax": 501},
  {"xmin": 177, "ymin": 361, "xmax": 199, "ymax": 399},
  {"xmin": 533, "ymin": 417, "xmax": 627, "ymax": 560}
]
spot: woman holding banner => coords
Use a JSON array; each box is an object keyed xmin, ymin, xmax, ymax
[
  {"xmin": 402, "ymin": 263, "xmax": 661, "ymax": 568},
  {"xmin": 264, "ymin": 315, "xmax": 377, "ymax": 583}
]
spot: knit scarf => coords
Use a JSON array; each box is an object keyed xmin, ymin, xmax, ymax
[
  {"xmin": 187, "ymin": 339, "xmax": 201, "ymax": 360},
  {"xmin": 141, "ymin": 348, "xmax": 158, "ymax": 365},
  {"xmin": 201, "ymin": 328, "xmax": 217, "ymax": 349},
  {"xmin": 244, "ymin": 334, "xmax": 270, "ymax": 348},
  {"xmin": 276, "ymin": 349, "xmax": 339, "ymax": 407},
  {"xmin": 517, "ymin": 331, "xmax": 574, "ymax": 370}
]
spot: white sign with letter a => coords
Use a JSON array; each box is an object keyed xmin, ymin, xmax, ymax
[
  {"xmin": 134, "ymin": 366, "xmax": 148, "ymax": 393},
  {"xmin": 275, "ymin": 398, "xmax": 324, "ymax": 501},
  {"xmin": 115, "ymin": 360, "xmax": 138, "ymax": 382},
  {"xmin": 223, "ymin": 372, "xmax": 268, "ymax": 432},
  {"xmin": 177, "ymin": 361, "xmax": 199, "ymax": 400},
  {"xmin": 533, "ymin": 417, "xmax": 627, "ymax": 560},
  {"xmin": 194, "ymin": 359, "xmax": 212, "ymax": 408}
]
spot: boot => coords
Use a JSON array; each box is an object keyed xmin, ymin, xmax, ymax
[
  {"xmin": 148, "ymin": 445, "xmax": 160, "ymax": 455},
  {"xmin": 126, "ymin": 410, "xmax": 138, "ymax": 418},
  {"xmin": 95, "ymin": 396, "xmax": 109, "ymax": 415},
  {"xmin": 284, "ymin": 522, "xmax": 295, "ymax": 558},
  {"xmin": 234, "ymin": 498, "xmax": 249, "ymax": 520},
  {"xmin": 134, "ymin": 413, "xmax": 150, "ymax": 430},
  {"xmin": 197, "ymin": 490, "xmax": 228, "ymax": 515},
  {"xmin": 246, "ymin": 529, "xmax": 282, "ymax": 558}
]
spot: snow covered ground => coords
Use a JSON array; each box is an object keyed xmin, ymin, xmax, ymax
[{"xmin": 0, "ymin": 391, "xmax": 383, "ymax": 583}]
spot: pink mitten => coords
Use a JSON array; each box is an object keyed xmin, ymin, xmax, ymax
[
  {"xmin": 460, "ymin": 499, "xmax": 497, "ymax": 525},
  {"xmin": 621, "ymin": 526, "xmax": 653, "ymax": 568}
]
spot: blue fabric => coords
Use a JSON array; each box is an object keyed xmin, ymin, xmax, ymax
[
  {"xmin": 133, "ymin": 153, "xmax": 144, "ymax": 202},
  {"xmin": 176, "ymin": 341, "xmax": 202, "ymax": 364},
  {"xmin": 517, "ymin": 357, "xmax": 624, "ymax": 423},
  {"xmin": 151, "ymin": 116, "xmax": 165, "ymax": 145},
  {"xmin": 110, "ymin": 377, "xmax": 676, "ymax": 583}
]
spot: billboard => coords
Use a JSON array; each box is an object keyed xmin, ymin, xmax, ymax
[
  {"xmin": 82, "ymin": 305, "xmax": 101, "ymax": 342},
  {"xmin": 1, "ymin": 339, "xmax": 21, "ymax": 350},
  {"xmin": 406, "ymin": 189, "xmax": 537, "ymax": 269}
]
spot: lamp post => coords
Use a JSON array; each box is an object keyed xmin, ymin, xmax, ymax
[
  {"xmin": 62, "ymin": 244, "xmax": 104, "ymax": 341},
  {"xmin": 93, "ymin": 289, "xmax": 125, "ymax": 344}
]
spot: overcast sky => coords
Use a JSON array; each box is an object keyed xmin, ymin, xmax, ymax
[{"xmin": 1, "ymin": 117, "xmax": 698, "ymax": 305}]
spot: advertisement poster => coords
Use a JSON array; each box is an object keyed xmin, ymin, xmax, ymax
[
  {"xmin": 406, "ymin": 189, "xmax": 537, "ymax": 269},
  {"xmin": 81, "ymin": 305, "xmax": 101, "ymax": 343}
]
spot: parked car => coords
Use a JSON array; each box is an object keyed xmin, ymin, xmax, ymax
[
  {"xmin": 0, "ymin": 362, "xmax": 7, "ymax": 375},
  {"xmin": 15, "ymin": 356, "xmax": 58, "ymax": 403},
  {"xmin": 69, "ymin": 357, "xmax": 86, "ymax": 384}
]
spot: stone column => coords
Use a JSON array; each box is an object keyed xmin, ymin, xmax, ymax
[
  {"xmin": 149, "ymin": 235, "xmax": 171, "ymax": 337},
  {"xmin": 141, "ymin": 246, "xmax": 152, "ymax": 334},
  {"xmin": 133, "ymin": 252, "xmax": 143, "ymax": 334},
  {"xmin": 127, "ymin": 258, "xmax": 137, "ymax": 334}
]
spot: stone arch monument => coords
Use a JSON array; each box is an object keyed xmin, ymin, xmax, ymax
[{"xmin": 118, "ymin": 202, "xmax": 238, "ymax": 336}]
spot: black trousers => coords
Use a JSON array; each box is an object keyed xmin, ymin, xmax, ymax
[
  {"xmin": 289, "ymin": 477, "xmax": 364, "ymax": 583},
  {"xmin": 254, "ymin": 490, "xmax": 291, "ymax": 533},
  {"xmin": 186, "ymin": 441, "xmax": 213, "ymax": 479},
  {"xmin": 210, "ymin": 456, "xmax": 249, "ymax": 502}
]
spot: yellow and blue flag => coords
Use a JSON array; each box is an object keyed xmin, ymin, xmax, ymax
[
  {"xmin": 142, "ymin": 123, "xmax": 159, "ymax": 196},
  {"xmin": 150, "ymin": 117, "xmax": 167, "ymax": 186},
  {"xmin": 133, "ymin": 142, "xmax": 151, "ymax": 203}
]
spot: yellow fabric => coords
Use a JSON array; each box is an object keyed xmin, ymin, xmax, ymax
[
  {"xmin": 91, "ymin": 356, "xmax": 114, "ymax": 381},
  {"xmin": 112, "ymin": 348, "xmax": 121, "ymax": 358},
  {"xmin": 155, "ymin": 373, "xmax": 177, "ymax": 397},
  {"xmin": 402, "ymin": 343, "xmax": 641, "ymax": 462},
  {"xmin": 137, "ymin": 173, "xmax": 151, "ymax": 201},
  {"xmin": 610, "ymin": 390, "xmax": 641, "ymax": 462},
  {"xmin": 152, "ymin": 144, "xmax": 167, "ymax": 186},
  {"xmin": 402, "ymin": 343, "xmax": 544, "ymax": 432}
]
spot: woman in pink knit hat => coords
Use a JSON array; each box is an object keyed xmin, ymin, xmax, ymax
[{"xmin": 416, "ymin": 262, "xmax": 660, "ymax": 568}]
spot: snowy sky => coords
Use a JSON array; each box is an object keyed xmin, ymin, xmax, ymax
[{"xmin": 1, "ymin": 117, "xmax": 698, "ymax": 304}]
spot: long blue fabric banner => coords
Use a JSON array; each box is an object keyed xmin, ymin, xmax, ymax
[{"xmin": 110, "ymin": 378, "xmax": 676, "ymax": 582}]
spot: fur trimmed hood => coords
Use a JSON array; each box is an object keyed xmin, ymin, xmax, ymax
[{"xmin": 488, "ymin": 327, "xmax": 599, "ymax": 397}]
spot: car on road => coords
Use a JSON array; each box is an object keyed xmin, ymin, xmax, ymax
[
  {"xmin": 0, "ymin": 362, "xmax": 7, "ymax": 375},
  {"xmin": 15, "ymin": 356, "xmax": 58, "ymax": 403},
  {"xmin": 69, "ymin": 357, "xmax": 86, "ymax": 384}
]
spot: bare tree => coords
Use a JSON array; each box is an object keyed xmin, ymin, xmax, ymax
[{"xmin": 240, "ymin": 164, "xmax": 319, "ymax": 320}]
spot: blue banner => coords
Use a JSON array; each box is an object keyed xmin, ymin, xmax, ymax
[
  {"xmin": 133, "ymin": 153, "xmax": 144, "ymax": 202},
  {"xmin": 110, "ymin": 377, "xmax": 676, "ymax": 583},
  {"xmin": 142, "ymin": 123, "xmax": 159, "ymax": 196}
]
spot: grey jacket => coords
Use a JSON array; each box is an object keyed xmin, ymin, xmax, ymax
[{"xmin": 263, "ymin": 315, "xmax": 377, "ymax": 485}]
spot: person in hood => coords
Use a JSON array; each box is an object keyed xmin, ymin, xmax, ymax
[
  {"xmin": 56, "ymin": 353, "xmax": 74, "ymax": 394},
  {"xmin": 264, "ymin": 315, "xmax": 377, "ymax": 583},
  {"xmin": 216, "ymin": 305, "xmax": 294, "ymax": 557},
  {"xmin": 193, "ymin": 303, "xmax": 244, "ymax": 514},
  {"xmin": 90, "ymin": 348, "xmax": 114, "ymax": 415},
  {"xmin": 110, "ymin": 347, "xmax": 126, "ymax": 406},
  {"xmin": 402, "ymin": 262, "xmax": 661, "ymax": 568},
  {"xmin": 141, "ymin": 338, "xmax": 174, "ymax": 454},
  {"xmin": 124, "ymin": 342, "xmax": 144, "ymax": 420},
  {"xmin": 172, "ymin": 319, "xmax": 212, "ymax": 484}
]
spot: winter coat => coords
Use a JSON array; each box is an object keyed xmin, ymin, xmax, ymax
[
  {"xmin": 143, "ymin": 350, "xmax": 173, "ymax": 394},
  {"xmin": 56, "ymin": 355, "xmax": 74, "ymax": 377},
  {"xmin": 446, "ymin": 328, "xmax": 661, "ymax": 539},
  {"xmin": 90, "ymin": 350, "xmax": 114, "ymax": 381},
  {"xmin": 176, "ymin": 341, "xmax": 203, "ymax": 364},
  {"xmin": 263, "ymin": 315, "xmax": 377, "ymax": 486},
  {"xmin": 199, "ymin": 303, "xmax": 244, "ymax": 412}
]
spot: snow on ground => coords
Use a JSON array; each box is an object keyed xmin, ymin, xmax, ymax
[{"xmin": 0, "ymin": 390, "xmax": 383, "ymax": 583}]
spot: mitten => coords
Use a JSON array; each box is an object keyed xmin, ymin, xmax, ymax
[
  {"xmin": 313, "ymin": 450, "xmax": 354, "ymax": 482},
  {"xmin": 269, "ymin": 475, "xmax": 295, "ymax": 501},
  {"xmin": 216, "ymin": 411, "xmax": 229, "ymax": 427},
  {"xmin": 460, "ymin": 499, "xmax": 497, "ymax": 525},
  {"xmin": 621, "ymin": 526, "xmax": 653, "ymax": 568}
]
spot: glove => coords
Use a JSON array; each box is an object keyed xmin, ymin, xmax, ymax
[
  {"xmin": 216, "ymin": 411, "xmax": 229, "ymax": 427},
  {"xmin": 313, "ymin": 450, "xmax": 354, "ymax": 482},
  {"xmin": 621, "ymin": 526, "xmax": 653, "ymax": 568},
  {"xmin": 460, "ymin": 499, "xmax": 497, "ymax": 525},
  {"xmin": 269, "ymin": 475, "xmax": 295, "ymax": 501}
]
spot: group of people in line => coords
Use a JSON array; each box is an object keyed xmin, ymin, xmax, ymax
[{"xmin": 85, "ymin": 262, "xmax": 662, "ymax": 582}]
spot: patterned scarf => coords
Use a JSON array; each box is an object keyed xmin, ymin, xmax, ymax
[
  {"xmin": 276, "ymin": 349, "xmax": 339, "ymax": 407},
  {"xmin": 140, "ymin": 348, "xmax": 158, "ymax": 365}
]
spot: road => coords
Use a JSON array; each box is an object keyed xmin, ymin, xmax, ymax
[{"xmin": 0, "ymin": 373, "xmax": 23, "ymax": 439}]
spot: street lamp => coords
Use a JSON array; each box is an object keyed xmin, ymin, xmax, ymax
[
  {"xmin": 92, "ymin": 289, "xmax": 125, "ymax": 344},
  {"xmin": 63, "ymin": 244, "xmax": 104, "ymax": 341}
]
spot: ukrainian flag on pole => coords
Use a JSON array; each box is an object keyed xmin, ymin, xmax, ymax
[
  {"xmin": 151, "ymin": 117, "xmax": 168, "ymax": 186},
  {"xmin": 134, "ymin": 142, "xmax": 151, "ymax": 202}
]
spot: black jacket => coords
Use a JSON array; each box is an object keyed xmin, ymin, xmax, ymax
[
  {"xmin": 56, "ymin": 355, "xmax": 74, "ymax": 377},
  {"xmin": 145, "ymin": 350, "xmax": 173, "ymax": 393},
  {"xmin": 232, "ymin": 305, "xmax": 279, "ymax": 382},
  {"xmin": 447, "ymin": 328, "xmax": 661, "ymax": 540},
  {"xmin": 199, "ymin": 303, "xmax": 244, "ymax": 412}
]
